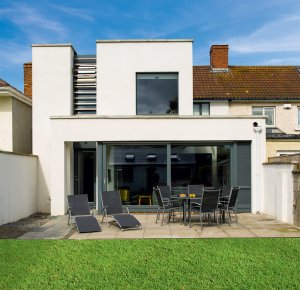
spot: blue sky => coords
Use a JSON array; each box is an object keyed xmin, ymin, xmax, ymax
[{"xmin": 1, "ymin": 0, "xmax": 300, "ymax": 91}]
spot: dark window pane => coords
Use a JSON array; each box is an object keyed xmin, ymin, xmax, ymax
[
  {"xmin": 137, "ymin": 73, "xmax": 178, "ymax": 115},
  {"xmin": 171, "ymin": 145, "xmax": 230, "ymax": 188},
  {"xmin": 106, "ymin": 145, "xmax": 167, "ymax": 205}
]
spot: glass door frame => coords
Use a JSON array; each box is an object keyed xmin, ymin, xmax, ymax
[{"xmin": 97, "ymin": 141, "xmax": 234, "ymax": 212}]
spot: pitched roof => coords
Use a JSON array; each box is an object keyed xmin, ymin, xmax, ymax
[
  {"xmin": 0, "ymin": 79, "xmax": 25, "ymax": 96},
  {"xmin": 193, "ymin": 66, "xmax": 300, "ymax": 100},
  {"xmin": 0, "ymin": 79, "xmax": 31, "ymax": 105}
]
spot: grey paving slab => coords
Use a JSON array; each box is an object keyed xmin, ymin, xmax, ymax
[
  {"xmin": 18, "ymin": 216, "xmax": 72, "ymax": 240},
  {"xmin": 17, "ymin": 213, "xmax": 300, "ymax": 240}
]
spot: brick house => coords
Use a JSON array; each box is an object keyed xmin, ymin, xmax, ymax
[{"xmin": 193, "ymin": 45, "xmax": 300, "ymax": 158}]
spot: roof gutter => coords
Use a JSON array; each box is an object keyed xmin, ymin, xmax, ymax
[{"xmin": 0, "ymin": 87, "xmax": 32, "ymax": 106}]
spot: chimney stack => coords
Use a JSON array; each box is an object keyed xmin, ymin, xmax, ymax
[
  {"xmin": 23, "ymin": 62, "xmax": 32, "ymax": 98},
  {"xmin": 210, "ymin": 45, "xmax": 229, "ymax": 71}
]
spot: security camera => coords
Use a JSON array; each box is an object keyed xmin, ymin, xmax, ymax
[{"xmin": 253, "ymin": 122, "xmax": 262, "ymax": 133}]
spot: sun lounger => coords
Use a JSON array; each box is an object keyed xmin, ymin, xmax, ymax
[
  {"xmin": 101, "ymin": 191, "xmax": 142, "ymax": 231},
  {"xmin": 67, "ymin": 194, "xmax": 101, "ymax": 233}
]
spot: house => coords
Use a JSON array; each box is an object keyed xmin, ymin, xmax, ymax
[
  {"xmin": 0, "ymin": 78, "xmax": 32, "ymax": 154},
  {"xmin": 31, "ymin": 39, "xmax": 266, "ymax": 216},
  {"xmin": 193, "ymin": 45, "xmax": 300, "ymax": 158}
]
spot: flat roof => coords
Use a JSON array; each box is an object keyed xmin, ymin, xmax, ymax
[
  {"xmin": 32, "ymin": 44, "xmax": 76, "ymax": 51},
  {"xmin": 96, "ymin": 39, "xmax": 193, "ymax": 43}
]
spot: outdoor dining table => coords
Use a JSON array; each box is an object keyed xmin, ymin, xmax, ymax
[
  {"xmin": 170, "ymin": 187, "xmax": 222, "ymax": 226},
  {"xmin": 170, "ymin": 194, "xmax": 201, "ymax": 226}
]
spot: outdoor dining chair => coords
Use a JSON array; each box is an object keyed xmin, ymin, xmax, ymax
[
  {"xmin": 101, "ymin": 191, "xmax": 142, "ymax": 231},
  {"xmin": 219, "ymin": 186, "xmax": 240, "ymax": 225},
  {"xmin": 188, "ymin": 184, "xmax": 204, "ymax": 226},
  {"xmin": 157, "ymin": 185, "xmax": 181, "ymax": 207},
  {"xmin": 153, "ymin": 187, "xmax": 181, "ymax": 226},
  {"xmin": 157, "ymin": 185, "xmax": 172, "ymax": 202},
  {"xmin": 190, "ymin": 189, "xmax": 221, "ymax": 230},
  {"xmin": 67, "ymin": 194, "xmax": 101, "ymax": 233}
]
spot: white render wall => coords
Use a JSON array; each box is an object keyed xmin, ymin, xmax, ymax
[
  {"xmin": 0, "ymin": 152, "xmax": 37, "ymax": 226},
  {"xmin": 210, "ymin": 101, "xmax": 229, "ymax": 115},
  {"xmin": 49, "ymin": 116, "xmax": 266, "ymax": 215},
  {"xmin": 0, "ymin": 97, "xmax": 13, "ymax": 152},
  {"xmin": 263, "ymin": 163, "xmax": 294, "ymax": 224},
  {"xmin": 32, "ymin": 44, "xmax": 74, "ymax": 212},
  {"xmin": 97, "ymin": 40, "xmax": 193, "ymax": 116}
]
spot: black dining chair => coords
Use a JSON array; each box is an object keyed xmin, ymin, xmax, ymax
[
  {"xmin": 219, "ymin": 186, "xmax": 240, "ymax": 225},
  {"xmin": 153, "ymin": 187, "xmax": 181, "ymax": 226},
  {"xmin": 190, "ymin": 189, "xmax": 221, "ymax": 230},
  {"xmin": 188, "ymin": 185, "xmax": 204, "ymax": 226}
]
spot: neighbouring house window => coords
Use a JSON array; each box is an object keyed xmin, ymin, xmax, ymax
[
  {"xmin": 252, "ymin": 107, "xmax": 275, "ymax": 126},
  {"xmin": 193, "ymin": 102, "xmax": 210, "ymax": 115},
  {"xmin": 136, "ymin": 73, "xmax": 178, "ymax": 115}
]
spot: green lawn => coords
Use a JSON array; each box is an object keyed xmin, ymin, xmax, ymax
[{"xmin": 0, "ymin": 238, "xmax": 299, "ymax": 289}]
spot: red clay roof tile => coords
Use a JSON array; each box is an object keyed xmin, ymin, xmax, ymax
[{"xmin": 193, "ymin": 66, "xmax": 300, "ymax": 100}]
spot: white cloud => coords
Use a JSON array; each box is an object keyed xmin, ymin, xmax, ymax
[
  {"xmin": 0, "ymin": 3, "xmax": 67, "ymax": 41},
  {"xmin": 50, "ymin": 4, "xmax": 94, "ymax": 22},
  {"xmin": 262, "ymin": 57, "xmax": 300, "ymax": 65},
  {"xmin": 0, "ymin": 41, "xmax": 31, "ymax": 67},
  {"xmin": 229, "ymin": 14, "xmax": 300, "ymax": 53}
]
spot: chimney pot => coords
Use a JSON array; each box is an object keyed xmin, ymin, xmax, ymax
[{"xmin": 210, "ymin": 45, "xmax": 229, "ymax": 71}]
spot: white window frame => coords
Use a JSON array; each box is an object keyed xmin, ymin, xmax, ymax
[
  {"xmin": 193, "ymin": 102, "xmax": 210, "ymax": 116},
  {"xmin": 298, "ymin": 107, "xmax": 300, "ymax": 126},
  {"xmin": 252, "ymin": 106, "xmax": 275, "ymax": 127}
]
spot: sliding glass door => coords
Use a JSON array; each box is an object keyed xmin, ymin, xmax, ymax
[{"xmin": 106, "ymin": 145, "xmax": 167, "ymax": 205}]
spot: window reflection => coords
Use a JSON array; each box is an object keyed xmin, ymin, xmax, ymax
[
  {"xmin": 106, "ymin": 145, "xmax": 167, "ymax": 205},
  {"xmin": 171, "ymin": 145, "xmax": 230, "ymax": 188},
  {"xmin": 105, "ymin": 144, "xmax": 231, "ymax": 205},
  {"xmin": 136, "ymin": 73, "xmax": 178, "ymax": 115}
]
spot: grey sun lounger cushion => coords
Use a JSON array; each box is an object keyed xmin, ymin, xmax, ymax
[
  {"xmin": 112, "ymin": 214, "xmax": 141, "ymax": 230},
  {"xmin": 102, "ymin": 191, "xmax": 142, "ymax": 230},
  {"xmin": 68, "ymin": 195, "xmax": 91, "ymax": 216},
  {"xmin": 75, "ymin": 216, "xmax": 101, "ymax": 233}
]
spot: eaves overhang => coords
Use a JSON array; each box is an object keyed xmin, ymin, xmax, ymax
[{"xmin": 0, "ymin": 87, "xmax": 32, "ymax": 106}]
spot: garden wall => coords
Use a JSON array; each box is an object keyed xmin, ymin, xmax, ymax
[
  {"xmin": 0, "ymin": 151, "xmax": 37, "ymax": 226},
  {"xmin": 263, "ymin": 163, "xmax": 294, "ymax": 224}
]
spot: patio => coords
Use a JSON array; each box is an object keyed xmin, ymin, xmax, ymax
[{"xmin": 18, "ymin": 213, "xmax": 300, "ymax": 240}]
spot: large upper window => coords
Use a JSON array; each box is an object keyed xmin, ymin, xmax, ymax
[
  {"xmin": 136, "ymin": 73, "xmax": 178, "ymax": 115},
  {"xmin": 252, "ymin": 107, "xmax": 275, "ymax": 126}
]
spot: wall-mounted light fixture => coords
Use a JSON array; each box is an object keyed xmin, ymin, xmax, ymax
[
  {"xmin": 125, "ymin": 153, "xmax": 135, "ymax": 160},
  {"xmin": 147, "ymin": 154, "xmax": 157, "ymax": 160},
  {"xmin": 171, "ymin": 153, "xmax": 180, "ymax": 161}
]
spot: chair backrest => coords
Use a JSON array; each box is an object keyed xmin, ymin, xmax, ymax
[
  {"xmin": 102, "ymin": 191, "xmax": 123, "ymax": 215},
  {"xmin": 157, "ymin": 185, "xmax": 171, "ymax": 199},
  {"xmin": 228, "ymin": 187, "xmax": 240, "ymax": 208},
  {"xmin": 67, "ymin": 194, "xmax": 90, "ymax": 216},
  {"xmin": 188, "ymin": 184, "xmax": 204, "ymax": 197},
  {"xmin": 153, "ymin": 187, "xmax": 165, "ymax": 207},
  {"xmin": 201, "ymin": 189, "xmax": 220, "ymax": 212},
  {"xmin": 221, "ymin": 185, "xmax": 233, "ymax": 197}
]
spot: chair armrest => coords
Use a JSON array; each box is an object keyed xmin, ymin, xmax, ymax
[
  {"xmin": 125, "ymin": 206, "xmax": 130, "ymax": 214},
  {"xmin": 102, "ymin": 206, "xmax": 108, "ymax": 216}
]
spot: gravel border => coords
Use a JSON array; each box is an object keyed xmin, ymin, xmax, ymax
[{"xmin": 0, "ymin": 213, "xmax": 54, "ymax": 239}]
